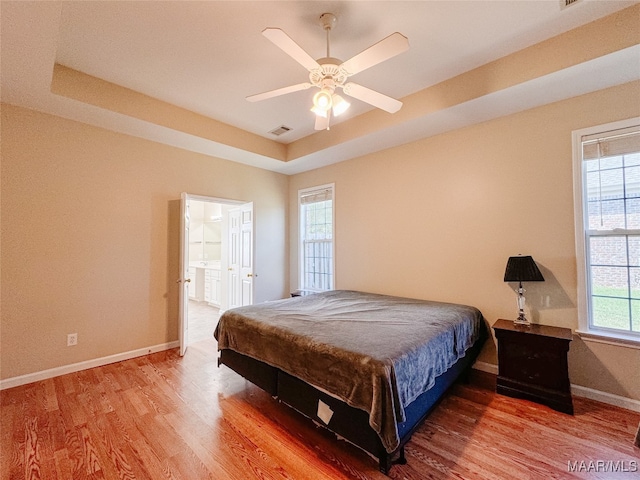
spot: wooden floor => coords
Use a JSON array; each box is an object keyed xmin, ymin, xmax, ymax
[{"xmin": 2, "ymin": 338, "xmax": 639, "ymax": 480}]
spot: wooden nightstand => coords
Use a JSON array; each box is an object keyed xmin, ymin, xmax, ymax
[
  {"xmin": 290, "ymin": 289, "xmax": 319, "ymax": 297},
  {"xmin": 492, "ymin": 319, "xmax": 574, "ymax": 414}
]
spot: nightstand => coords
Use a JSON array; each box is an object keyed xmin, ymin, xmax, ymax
[
  {"xmin": 492, "ymin": 319, "xmax": 574, "ymax": 414},
  {"xmin": 290, "ymin": 289, "xmax": 316, "ymax": 297}
]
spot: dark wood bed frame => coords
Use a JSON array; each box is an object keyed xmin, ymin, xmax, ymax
[{"xmin": 217, "ymin": 324, "xmax": 487, "ymax": 475}]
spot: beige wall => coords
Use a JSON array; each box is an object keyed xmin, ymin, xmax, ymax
[
  {"xmin": 3, "ymin": 79, "xmax": 639, "ymax": 401},
  {"xmin": 1, "ymin": 104, "xmax": 288, "ymax": 380},
  {"xmin": 289, "ymin": 81, "xmax": 640, "ymax": 401}
]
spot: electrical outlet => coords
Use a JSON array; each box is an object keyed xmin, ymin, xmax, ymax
[{"xmin": 67, "ymin": 333, "xmax": 78, "ymax": 346}]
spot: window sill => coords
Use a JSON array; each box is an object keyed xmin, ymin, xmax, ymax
[{"xmin": 576, "ymin": 330, "xmax": 640, "ymax": 350}]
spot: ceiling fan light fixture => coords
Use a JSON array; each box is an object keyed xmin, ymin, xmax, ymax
[
  {"xmin": 332, "ymin": 94, "xmax": 350, "ymax": 116},
  {"xmin": 312, "ymin": 89, "xmax": 333, "ymax": 112}
]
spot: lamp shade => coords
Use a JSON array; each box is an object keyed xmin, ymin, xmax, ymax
[
  {"xmin": 332, "ymin": 94, "xmax": 350, "ymax": 116},
  {"xmin": 504, "ymin": 256, "xmax": 545, "ymax": 283},
  {"xmin": 312, "ymin": 89, "xmax": 333, "ymax": 111}
]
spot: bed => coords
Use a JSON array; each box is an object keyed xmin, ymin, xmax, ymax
[{"xmin": 214, "ymin": 290, "xmax": 487, "ymax": 474}]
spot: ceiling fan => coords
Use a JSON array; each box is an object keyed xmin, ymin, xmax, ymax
[{"xmin": 246, "ymin": 13, "xmax": 410, "ymax": 131}]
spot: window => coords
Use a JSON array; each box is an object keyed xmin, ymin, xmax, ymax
[
  {"xmin": 574, "ymin": 119, "xmax": 640, "ymax": 346},
  {"xmin": 299, "ymin": 184, "xmax": 334, "ymax": 291}
]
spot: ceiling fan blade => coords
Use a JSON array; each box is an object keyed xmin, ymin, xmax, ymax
[
  {"xmin": 262, "ymin": 28, "xmax": 320, "ymax": 72},
  {"xmin": 246, "ymin": 82, "xmax": 311, "ymax": 102},
  {"xmin": 340, "ymin": 32, "xmax": 409, "ymax": 76},
  {"xmin": 314, "ymin": 114, "xmax": 330, "ymax": 131},
  {"xmin": 342, "ymin": 83, "xmax": 403, "ymax": 113}
]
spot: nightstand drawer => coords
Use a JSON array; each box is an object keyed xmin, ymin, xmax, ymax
[{"xmin": 498, "ymin": 339, "xmax": 569, "ymax": 391}]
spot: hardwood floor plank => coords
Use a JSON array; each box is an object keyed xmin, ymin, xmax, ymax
[
  {"xmin": 1, "ymin": 404, "xmax": 16, "ymax": 478},
  {"xmin": 66, "ymin": 391, "xmax": 88, "ymax": 428},
  {"xmin": 130, "ymin": 437, "xmax": 182, "ymax": 480},
  {"xmin": 53, "ymin": 448, "xmax": 74, "ymax": 480},
  {"xmin": 43, "ymin": 379, "xmax": 59, "ymax": 414},
  {"xmin": 134, "ymin": 413, "xmax": 184, "ymax": 460},
  {"xmin": 59, "ymin": 375, "xmax": 76, "ymax": 396},
  {"xmin": 79, "ymin": 425, "xmax": 104, "ymax": 476},
  {"xmin": 2, "ymin": 341, "xmax": 639, "ymax": 479},
  {"xmin": 23, "ymin": 417, "xmax": 40, "ymax": 480},
  {"xmin": 162, "ymin": 411, "xmax": 242, "ymax": 480}
]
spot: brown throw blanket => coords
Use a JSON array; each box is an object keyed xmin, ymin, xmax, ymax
[{"xmin": 214, "ymin": 290, "xmax": 484, "ymax": 453}]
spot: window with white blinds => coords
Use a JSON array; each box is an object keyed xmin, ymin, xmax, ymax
[
  {"xmin": 574, "ymin": 120, "xmax": 640, "ymax": 345},
  {"xmin": 299, "ymin": 184, "xmax": 334, "ymax": 292}
]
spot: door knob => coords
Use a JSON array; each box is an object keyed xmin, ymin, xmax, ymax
[{"xmin": 247, "ymin": 273, "xmax": 258, "ymax": 278}]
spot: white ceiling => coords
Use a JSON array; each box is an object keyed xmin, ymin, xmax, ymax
[{"xmin": 2, "ymin": 1, "xmax": 639, "ymax": 174}]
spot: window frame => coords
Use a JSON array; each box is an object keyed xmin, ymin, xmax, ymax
[
  {"xmin": 572, "ymin": 117, "xmax": 640, "ymax": 349},
  {"xmin": 298, "ymin": 183, "xmax": 335, "ymax": 292}
]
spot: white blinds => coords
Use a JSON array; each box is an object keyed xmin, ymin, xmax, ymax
[
  {"xmin": 300, "ymin": 187, "xmax": 332, "ymax": 205},
  {"xmin": 582, "ymin": 126, "xmax": 640, "ymax": 160}
]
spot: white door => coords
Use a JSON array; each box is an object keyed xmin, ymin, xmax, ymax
[
  {"xmin": 227, "ymin": 202, "xmax": 254, "ymax": 309},
  {"xmin": 178, "ymin": 192, "xmax": 191, "ymax": 356},
  {"xmin": 240, "ymin": 203, "xmax": 254, "ymax": 306},
  {"xmin": 227, "ymin": 208, "xmax": 241, "ymax": 309}
]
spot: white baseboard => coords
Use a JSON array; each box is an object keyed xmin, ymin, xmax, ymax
[
  {"xmin": 0, "ymin": 341, "xmax": 179, "ymax": 391},
  {"xmin": 570, "ymin": 384, "xmax": 640, "ymax": 412},
  {"xmin": 472, "ymin": 361, "xmax": 640, "ymax": 413},
  {"xmin": 472, "ymin": 360, "xmax": 499, "ymax": 375}
]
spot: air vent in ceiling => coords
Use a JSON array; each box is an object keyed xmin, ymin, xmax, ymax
[
  {"xmin": 560, "ymin": 0, "xmax": 582, "ymax": 9},
  {"xmin": 269, "ymin": 125, "xmax": 292, "ymax": 136}
]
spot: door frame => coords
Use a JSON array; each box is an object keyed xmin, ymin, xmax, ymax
[{"xmin": 178, "ymin": 193, "xmax": 249, "ymax": 356}]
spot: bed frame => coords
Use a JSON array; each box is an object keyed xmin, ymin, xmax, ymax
[{"xmin": 218, "ymin": 324, "xmax": 487, "ymax": 474}]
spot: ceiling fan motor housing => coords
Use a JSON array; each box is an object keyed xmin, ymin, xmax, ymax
[{"xmin": 309, "ymin": 59, "xmax": 347, "ymax": 90}]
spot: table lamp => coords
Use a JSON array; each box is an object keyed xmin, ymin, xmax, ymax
[{"xmin": 504, "ymin": 255, "xmax": 545, "ymax": 325}]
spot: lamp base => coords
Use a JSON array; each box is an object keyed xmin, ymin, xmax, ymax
[
  {"xmin": 513, "ymin": 317, "xmax": 531, "ymax": 326},
  {"xmin": 513, "ymin": 311, "xmax": 530, "ymax": 326},
  {"xmin": 514, "ymin": 287, "xmax": 530, "ymax": 326}
]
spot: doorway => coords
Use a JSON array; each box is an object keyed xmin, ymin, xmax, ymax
[
  {"xmin": 186, "ymin": 198, "xmax": 225, "ymax": 344},
  {"xmin": 178, "ymin": 194, "xmax": 254, "ymax": 354}
]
